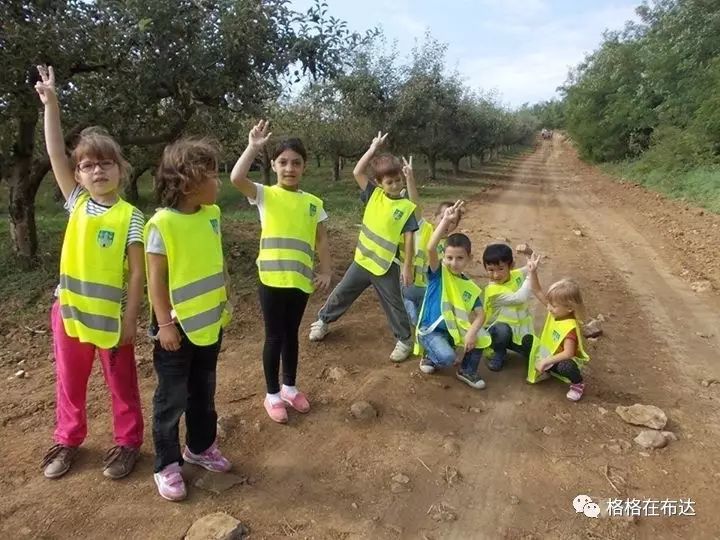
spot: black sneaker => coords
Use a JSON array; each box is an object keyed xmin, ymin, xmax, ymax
[{"xmin": 456, "ymin": 370, "xmax": 486, "ymax": 389}]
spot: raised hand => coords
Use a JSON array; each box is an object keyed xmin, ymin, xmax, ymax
[
  {"xmin": 526, "ymin": 252, "xmax": 541, "ymax": 273},
  {"xmin": 34, "ymin": 65, "xmax": 57, "ymax": 105},
  {"xmin": 442, "ymin": 200, "xmax": 464, "ymax": 223},
  {"xmin": 248, "ymin": 120, "xmax": 272, "ymax": 149},
  {"xmin": 369, "ymin": 130, "xmax": 389, "ymax": 152},
  {"xmin": 402, "ymin": 155, "xmax": 414, "ymax": 179}
]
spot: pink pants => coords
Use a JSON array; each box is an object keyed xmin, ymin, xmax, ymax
[{"xmin": 51, "ymin": 301, "xmax": 144, "ymax": 448}]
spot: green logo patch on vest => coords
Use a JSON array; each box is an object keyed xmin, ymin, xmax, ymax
[
  {"xmin": 515, "ymin": 276, "xmax": 523, "ymax": 286},
  {"xmin": 552, "ymin": 329, "xmax": 561, "ymax": 342},
  {"xmin": 97, "ymin": 229, "xmax": 115, "ymax": 248},
  {"xmin": 393, "ymin": 209, "xmax": 404, "ymax": 221},
  {"xmin": 309, "ymin": 203, "xmax": 317, "ymax": 217},
  {"xmin": 462, "ymin": 291, "xmax": 472, "ymax": 302},
  {"xmin": 210, "ymin": 218, "xmax": 219, "ymax": 234}
]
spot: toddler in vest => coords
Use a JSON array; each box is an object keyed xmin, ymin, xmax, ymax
[
  {"xmin": 526, "ymin": 257, "xmax": 590, "ymax": 401},
  {"xmin": 482, "ymin": 243, "xmax": 536, "ymax": 371},
  {"xmin": 415, "ymin": 201, "xmax": 490, "ymax": 389},
  {"xmin": 309, "ymin": 132, "xmax": 418, "ymax": 362},
  {"xmin": 35, "ymin": 65, "xmax": 144, "ymax": 480},
  {"xmin": 230, "ymin": 120, "xmax": 332, "ymax": 423},
  {"xmin": 145, "ymin": 138, "xmax": 232, "ymax": 501}
]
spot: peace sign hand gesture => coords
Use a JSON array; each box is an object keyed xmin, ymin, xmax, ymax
[
  {"xmin": 34, "ymin": 65, "xmax": 57, "ymax": 105},
  {"xmin": 248, "ymin": 120, "xmax": 272, "ymax": 150},
  {"xmin": 402, "ymin": 156, "xmax": 414, "ymax": 180},
  {"xmin": 442, "ymin": 200, "xmax": 464, "ymax": 223},
  {"xmin": 369, "ymin": 130, "xmax": 389, "ymax": 152}
]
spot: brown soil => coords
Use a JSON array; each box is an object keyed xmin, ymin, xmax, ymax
[{"xmin": 1, "ymin": 137, "xmax": 719, "ymax": 539}]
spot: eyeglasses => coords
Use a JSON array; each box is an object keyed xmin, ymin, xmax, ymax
[{"xmin": 77, "ymin": 160, "xmax": 116, "ymax": 173}]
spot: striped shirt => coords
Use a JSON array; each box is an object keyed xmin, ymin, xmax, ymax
[{"xmin": 54, "ymin": 185, "xmax": 145, "ymax": 308}]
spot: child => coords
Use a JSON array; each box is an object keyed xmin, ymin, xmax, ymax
[
  {"xmin": 415, "ymin": 201, "xmax": 491, "ymax": 389},
  {"xmin": 401, "ymin": 156, "xmax": 461, "ymax": 325},
  {"xmin": 309, "ymin": 132, "xmax": 418, "ymax": 362},
  {"xmin": 35, "ymin": 65, "xmax": 144, "ymax": 480},
  {"xmin": 482, "ymin": 243, "xmax": 536, "ymax": 371},
  {"xmin": 145, "ymin": 138, "xmax": 232, "ymax": 501},
  {"xmin": 230, "ymin": 120, "xmax": 332, "ymax": 423},
  {"xmin": 526, "ymin": 260, "xmax": 590, "ymax": 401}
]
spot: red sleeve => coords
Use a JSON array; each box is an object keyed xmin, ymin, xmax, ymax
[{"xmin": 562, "ymin": 330, "xmax": 578, "ymax": 356}]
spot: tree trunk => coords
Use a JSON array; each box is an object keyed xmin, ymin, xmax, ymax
[
  {"xmin": 427, "ymin": 154, "xmax": 437, "ymax": 180},
  {"xmin": 468, "ymin": 155, "xmax": 473, "ymax": 169},
  {"xmin": 332, "ymin": 154, "xmax": 341, "ymax": 182},
  {"xmin": 315, "ymin": 154, "xmax": 321, "ymax": 168},
  {"xmin": 261, "ymin": 146, "xmax": 272, "ymax": 185},
  {"xmin": 124, "ymin": 164, "xmax": 150, "ymax": 204},
  {"xmin": 451, "ymin": 158, "xmax": 461, "ymax": 176}
]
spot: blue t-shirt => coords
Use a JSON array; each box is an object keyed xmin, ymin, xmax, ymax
[{"xmin": 419, "ymin": 265, "xmax": 482, "ymax": 332}]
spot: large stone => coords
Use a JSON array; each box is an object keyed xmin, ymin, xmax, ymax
[
  {"xmin": 185, "ymin": 513, "xmax": 247, "ymax": 540},
  {"xmin": 350, "ymin": 401, "xmax": 377, "ymax": 421},
  {"xmin": 194, "ymin": 472, "xmax": 247, "ymax": 494},
  {"xmin": 616, "ymin": 404, "xmax": 668, "ymax": 430},
  {"xmin": 582, "ymin": 319, "xmax": 603, "ymax": 338},
  {"xmin": 634, "ymin": 430, "xmax": 669, "ymax": 449}
]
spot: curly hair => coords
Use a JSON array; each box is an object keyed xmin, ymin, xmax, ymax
[
  {"xmin": 71, "ymin": 126, "xmax": 130, "ymax": 183},
  {"xmin": 155, "ymin": 138, "xmax": 219, "ymax": 208}
]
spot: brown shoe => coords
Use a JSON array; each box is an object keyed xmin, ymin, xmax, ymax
[
  {"xmin": 103, "ymin": 445, "xmax": 140, "ymax": 479},
  {"xmin": 42, "ymin": 444, "xmax": 78, "ymax": 479}
]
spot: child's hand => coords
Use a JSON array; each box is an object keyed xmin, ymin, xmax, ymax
[
  {"xmin": 34, "ymin": 65, "xmax": 57, "ymax": 105},
  {"xmin": 313, "ymin": 271, "xmax": 332, "ymax": 292},
  {"xmin": 248, "ymin": 120, "xmax": 272, "ymax": 150},
  {"xmin": 453, "ymin": 347, "xmax": 464, "ymax": 366},
  {"xmin": 535, "ymin": 356, "xmax": 553, "ymax": 373},
  {"xmin": 119, "ymin": 318, "xmax": 137, "ymax": 346},
  {"xmin": 369, "ymin": 130, "xmax": 388, "ymax": 152},
  {"xmin": 463, "ymin": 331, "xmax": 477, "ymax": 352},
  {"xmin": 402, "ymin": 156, "xmax": 413, "ymax": 180},
  {"xmin": 401, "ymin": 262, "xmax": 413, "ymax": 287},
  {"xmin": 526, "ymin": 252, "xmax": 541, "ymax": 273},
  {"xmin": 515, "ymin": 243, "xmax": 533, "ymax": 256},
  {"xmin": 158, "ymin": 324, "xmax": 181, "ymax": 352},
  {"xmin": 442, "ymin": 200, "xmax": 464, "ymax": 223}
]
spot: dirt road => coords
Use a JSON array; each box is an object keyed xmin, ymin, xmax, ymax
[{"xmin": 2, "ymin": 137, "xmax": 720, "ymax": 539}]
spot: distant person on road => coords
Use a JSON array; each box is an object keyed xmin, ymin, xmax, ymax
[
  {"xmin": 526, "ymin": 260, "xmax": 590, "ymax": 401},
  {"xmin": 414, "ymin": 201, "xmax": 491, "ymax": 389},
  {"xmin": 309, "ymin": 132, "xmax": 418, "ymax": 362},
  {"xmin": 231, "ymin": 121, "xmax": 332, "ymax": 424},
  {"xmin": 35, "ymin": 65, "xmax": 145, "ymax": 481}
]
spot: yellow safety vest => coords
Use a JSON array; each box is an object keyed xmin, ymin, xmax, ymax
[
  {"xmin": 483, "ymin": 268, "xmax": 534, "ymax": 345},
  {"xmin": 414, "ymin": 265, "xmax": 492, "ymax": 355},
  {"xmin": 354, "ymin": 187, "xmax": 416, "ymax": 276},
  {"xmin": 526, "ymin": 314, "xmax": 590, "ymax": 384},
  {"xmin": 58, "ymin": 192, "xmax": 134, "ymax": 348},
  {"xmin": 412, "ymin": 220, "xmax": 435, "ymax": 287},
  {"xmin": 146, "ymin": 205, "xmax": 230, "ymax": 346},
  {"xmin": 257, "ymin": 185, "xmax": 322, "ymax": 294}
]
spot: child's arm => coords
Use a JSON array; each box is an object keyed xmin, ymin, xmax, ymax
[
  {"xmin": 536, "ymin": 336, "xmax": 578, "ymax": 373},
  {"xmin": 34, "ymin": 65, "xmax": 76, "ymax": 200},
  {"xmin": 314, "ymin": 222, "xmax": 332, "ymax": 291},
  {"xmin": 230, "ymin": 120, "xmax": 272, "ymax": 199},
  {"xmin": 120, "ymin": 243, "xmax": 145, "ymax": 346},
  {"xmin": 353, "ymin": 131, "xmax": 388, "ymax": 191},
  {"xmin": 147, "ymin": 253, "xmax": 181, "ymax": 351},
  {"xmin": 526, "ymin": 253, "xmax": 547, "ymax": 306},
  {"xmin": 515, "ymin": 243, "xmax": 534, "ymax": 275},
  {"xmin": 427, "ymin": 200, "xmax": 463, "ymax": 272},
  {"xmin": 463, "ymin": 306, "xmax": 487, "ymax": 352},
  {"xmin": 403, "ymin": 156, "xmax": 422, "ymax": 219},
  {"xmin": 401, "ymin": 230, "xmax": 414, "ymax": 287}
]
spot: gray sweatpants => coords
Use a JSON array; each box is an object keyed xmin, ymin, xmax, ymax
[{"xmin": 318, "ymin": 261, "xmax": 411, "ymax": 342}]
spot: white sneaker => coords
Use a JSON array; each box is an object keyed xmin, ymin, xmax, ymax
[
  {"xmin": 419, "ymin": 357, "xmax": 435, "ymax": 374},
  {"xmin": 309, "ymin": 319, "xmax": 329, "ymax": 341},
  {"xmin": 389, "ymin": 339, "xmax": 413, "ymax": 362}
]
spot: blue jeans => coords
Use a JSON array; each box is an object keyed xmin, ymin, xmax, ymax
[
  {"xmin": 488, "ymin": 322, "xmax": 532, "ymax": 362},
  {"xmin": 418, "ymin": 328, "xmax": 483, "ymax": 374},
  {"xmin": 402, "ymin": 284, "xmax": 426, "ymax": 326}
]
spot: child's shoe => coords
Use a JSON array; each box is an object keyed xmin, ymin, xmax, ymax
[
  {"xmin": 566, "ymin": 383, "xmax": 585, "ymax": 402},
  {"xmin": 309, "ymin": 320, "xmax": 329, "ymax": 341},
  {"xmin": 182, "ymin": 441, "xmax": 231, "ymax": 472},
  {"xmin": 154, "ymin": 462, "xmax": 186, "ymax": 501},
  {"xmin": 103, "ymin": 445, "xmax": 140, "ymax": 479},
  {"xmin": 264, "ymin": 396, "xmax": 289, "ymax": 423},
  {"xmin": 456, "ymin": 370, "xmax": 486, "ymax": 389},
  {"xmin": 487, "ymin": 355, "xmax": 504, "ymax": 372},
  {"xmin": 389, "ymin": 339, "xmax": 413, "ymax": 362},
  {"xmin": 419, "ymin": 357, "xmax": 435, "ymax": 374},
  {"xmin": 41, "ymin": 443, "xmax": 78, "ymax": 479},
  {"xmin": 280, "ymin": 386, "xmax": 310, "ymax": 413}
]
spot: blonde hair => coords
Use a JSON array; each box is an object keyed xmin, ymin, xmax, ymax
[
  {"xmin": 71, "ymin": 127, "xmax": 130, "ymax": 183},
  {"xmin": 546, "ymin": 278, "xmax": 585, "ymax": 321},
  {"xmin": 154, "ymin": 137, "xmax": 219, "ymax": 208}
]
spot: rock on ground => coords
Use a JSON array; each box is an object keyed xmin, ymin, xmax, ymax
[
  {"xmin": 185, "ymin": 513, "xmax": 247, "ymax": 540},
  {"xmin": 616, "ymin": 404, "xmax": 668, "ymax": 429},
  {"xmin": 350, "ymin": 401, "xmax": 378, "ymax": 420}
]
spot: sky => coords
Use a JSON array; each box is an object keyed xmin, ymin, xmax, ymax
[{"xmin": 289, "ymin": 0, "xmax": 641, "ymax": 107}]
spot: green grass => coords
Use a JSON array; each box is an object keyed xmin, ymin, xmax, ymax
[{"xmin": 603, "ymin": 161, "xmax": 720, "ymax": 213}]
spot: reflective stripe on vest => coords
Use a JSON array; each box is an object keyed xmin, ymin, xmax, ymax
[
  {"xmin": 146, "ymin": 205, "xmax": 229, "ymax": 346},
  {"xmin": 257, "ymin": 186, "xmax": 321, "ymax": 293},
  {"xmin": 58, "ymin": 193, "xmax": 133, "ymax": 348},
  {"xmin": 484, "ymin": 268, "xmax": 533, "ymax": 345},
  {"xmin": 354, "ymin": 188, "xmax": 416, "ymax": 276},
  {"xmin": 412, "ymin": 220, "xmax": 435, "ymax": 287},
  {"xmin": 526, "ymin": 314, "xmax": 590, "ymax": 384}
]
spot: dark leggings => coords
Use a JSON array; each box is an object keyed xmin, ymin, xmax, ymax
[
  {"xmin": 549, "ymin": 360, "xmax": 583, "ymax": 384},
  {"xmin": 258, "ymin": 283, "xmax": 310, "ymax": 394}
]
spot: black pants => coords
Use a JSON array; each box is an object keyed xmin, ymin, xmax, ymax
[
  {"xmin": 549, "ymin": 360, "xmax": 583, "ymax": 384},
  {"xmin": 152, "ymin": 327, "xmax": 221, "ymax": 472},
  {"xmin": 258, "ymin": 283, "xmax": 309, "ymax": 394}
]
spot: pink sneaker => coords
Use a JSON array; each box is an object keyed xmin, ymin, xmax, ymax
[
  {"xmin": 567, "ymin": 383, "xmax": 585, "ymax": 402},
  {"xmin": 153, "ymin": 462, "xmax": 186, "ymax": 501},
  {"xmin": 264, "ymin": 397, "xmax": 288, "ymax": 423},
  {"xmin": 280, "ymin": 388, "xmax": 310, "ymax": 413},
  {"xmin": 182, "ymin": 441, "xmax": 231, "ymax": 473}
]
